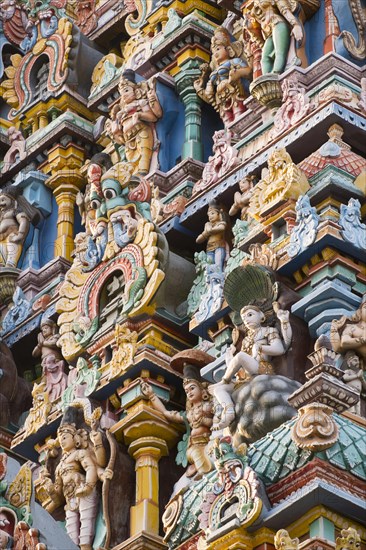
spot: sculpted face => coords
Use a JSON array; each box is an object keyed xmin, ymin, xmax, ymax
[
  {"xmin": 212, "ymin": 43, "xmax": 229, "ymax": 64},
  {"xmin": 185, "ymin": 381, "xmax": 202, "ymax": 403},
  {"xmin": 240, "ymin": 307, "xmax": 264, "ymax": 329},
  {"xmin": 59, "ymin": 430, "xmax": 75, "ymax": 452},
  {"xmin": 119, "ymin": 83, "xmax": 136, "ymax": 104},
  {"xmin": 41, "ymin": 323, "xmax": 53, "ymax": 338},
  {"xmin": 42, "ymin": 354, "xmax": 60, "ymax": 372},
  {"xmin": 207, "ymin": 206, "xmax": 220, "ymax": 223},
  {"xmin": 0, "ymin": 194, "xmax": 13, "ymax": 211},
  {"xmin": 101, "ymin": 177, "xmax": 125, "ymax": 215}
]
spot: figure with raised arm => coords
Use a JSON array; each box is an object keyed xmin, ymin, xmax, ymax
[{"xmin": 210, "ymin": 302, "xmax": 292, "ymax": 430}]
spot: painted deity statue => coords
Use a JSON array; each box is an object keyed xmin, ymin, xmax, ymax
[
  {"xmin": 1, "ymin": 126, "xmax": 26, "ymax": 171},
  {"xmin": 40, "ymin": 407, "xmax": 109, "ymax": 550},
  {"xmin": 330, "ymin": 297, "xmax": 366, "ymax": 368},
  {"xmin": 194, "ymin": 27, "xmax": 251, "ymax": 125},
  {"xmin": 141, "ymin": 358, "xmax": 214, "ymax": 479},
  {"xmin": 192, "ymin": 129, "xmax": 239, "ymax": 195},
  {"xmin": 339, "ymin": 198, "xmax": 366, "ymax": 250},
  {"xmin": 287, "ymin": 194, "xmax": 319, "ymax": 257},
  {"xmin": 229, "ymin": 175, "xmax": 256, "ymax": 220},
  {"xmin": 0, "ymin": 187, "xmax": 39, "ymax": 268},
  {"xmin": 210, "ymin": 303, "xmax": 292, "ymax": 429},
  {"xmin": 196, "ymin": 202, "xmax": 230, "ymax": 273},
  {"xmin": 342, "ymin": 353, "xmax": 366, "ymax": 415},
  {"xmin": 242, "ymin": 0, "xmax": 304, "ymax": 75},
  {"xmin": 41, "ymin": 354, "xmax": 67, "ymax": 402},
  {"xmin": 106, "ymin": 69, "xmax": 163, "ymax": 175},
  {"xmin": 32, "ymin": 319, "xmax": 62, "ymax": 362}
]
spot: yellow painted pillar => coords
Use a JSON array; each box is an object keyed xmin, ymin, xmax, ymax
[
  {"xmin": 48, "ymin": 177, "xmax": 83, "ymax": 260},
  {"xmin": 39, "ymin": 113, "xmax": 48, "ymax": 129},
  {"xmin": 129, "ymin": 436, "xmax": 168, "ymax": 535},
  {"xmin": 44, "ymin": 143, "xmax": 85, "ymax": 261}
]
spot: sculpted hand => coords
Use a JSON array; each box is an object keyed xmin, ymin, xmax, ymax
[
  {"xmin": 291, "ymin": 24, "xmax": 303, "ymax": 42},
  {"xmin": 75, "ymin": 483, "xmax": 94, "ymax": 498},
  {"xmin": 8, "ymin": 232, "xmax": 22, "ymax": 243},
  {"xmin": 101, "ymin": 468, "xmax": 114, "ymax": 481}
]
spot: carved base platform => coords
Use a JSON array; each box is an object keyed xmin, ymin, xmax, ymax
[
  {"xmin": 250, "ymin": 74, "xmax": 283, "ymax": 112},
  {"xmin": 288, "ymin": 372, "xmax": 359, "ymax": 413}
]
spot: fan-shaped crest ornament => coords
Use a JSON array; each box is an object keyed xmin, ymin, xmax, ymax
[{"xmin": 224, "ymin": 264, "xmax": 278, "ymax": 313}]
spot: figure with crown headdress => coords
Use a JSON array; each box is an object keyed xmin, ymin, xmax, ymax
[
  {"xmin": 105, "ymin": 69, "xmax": 163, "ymax": 175},
  {"xmin": 194, "ymin": 27, "xmax": 251, "ymax": 125},
  {"xmin": 39, "ymin": 406, "xmax": 110, "ymax": 550},
  {"xmin": 141, "ymin": 350, "xmax": 215, "ymax": 479}
]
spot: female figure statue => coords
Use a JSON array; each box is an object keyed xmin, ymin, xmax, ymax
[
  {"xmin": 141, "ymin": 353, "xmax": 214, "ymax": 478},
  {"xmin": 106, "ymin": 70, "xmax": 162, "ymax": 175},
  {"xmin": 0, "ymin": 187, "xmax": 39, "ymax": 268},
  {"xmin": 32, "ymin": 319, "xmax": 62, "ymax": 362}
]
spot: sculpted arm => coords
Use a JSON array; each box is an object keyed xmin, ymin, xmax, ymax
[
  {"xmin": 340, "ymin": 326, "xmax": 366, "ymax": 348},
  {"xmin": 273, "ymin": 303, "xmax": 292, "ymax": 349},
  {"xmin": 76, "ymin": 451, "xmax": 98, "ymax": 497},
  {"xmin": 141, "ymin": 381, "xmax": 184, "ymax": 423},
  {"xmin": 258, "ymin": 333, "xmax": 285, "ymax": 356},
  {"xmin": 32, "ymin": 332, "xmax": 44, "ymax": 358},
  {"xmin": 146, "ymin": 86, "xmax": 163, "ymax": 119},
  {"xmin": 11, "ymin": 212, "xmax": 30, "ymax": 243},
  {"xmin": 276, "ymin": 0, "xmax": 303, "ymax": 41}
]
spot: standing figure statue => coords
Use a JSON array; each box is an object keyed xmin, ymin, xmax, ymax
[
  {"xmin": 141, "ymin": 351, "xmax": 214, "ymax": 479},
  {"xmin": 194, "ymin": 27, "xmax": 251, "ymax": 125},
  {"xmin": 210, "ymin": 302, "xmax": 292, "ymax": 430},
  {"xmin": 229, "ymin": 175, "xmax": 256, "ymax": 220},
  {"xmin": 342, "ymin": 353, "xmax": 366, "ymax": 415},
  {"xmin": 196, "ymin": 201, "xmax": 230, "ymax": 273},
  {"xmin": 0, "ymin": 186, "xmax": 40, "ymax": 268},
  {"xmin": 106, "ymin": 69, "xmax": 163, "ymax": 175},
  {"xmin": 32, "ymin": 319, "xmax": 63, "ymax": 362},
  {"xmin": 40, "ymin": 407, "xmax": 109, "ymax": 550},
  {"xmin": 242, "ymin": 0, "xmax": 304, "ymax": 75}
]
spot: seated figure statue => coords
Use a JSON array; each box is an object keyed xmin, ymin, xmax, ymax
[{"xmin": 210, "ymin": 302, "xmax": 292, "ymax": 430}]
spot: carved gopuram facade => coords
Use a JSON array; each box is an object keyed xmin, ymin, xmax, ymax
[{"xmin": 0, "ymin": 1, "xmax": 365, "ymax": 549}]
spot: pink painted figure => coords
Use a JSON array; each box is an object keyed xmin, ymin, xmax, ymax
[
  {"xmin": 193, "ymin": 130, "xmax": 239, "ymax": 195},
  {"xmin": 272, "ymin": 77, "xmax": 314, "ymax": 135},
  {"xmin": 42, "ymin": 354, "xmax": 67, "ymax": 402},
  {"xmin": 2, "ymin": 127, "xmax": 26, "ymax": 172}
]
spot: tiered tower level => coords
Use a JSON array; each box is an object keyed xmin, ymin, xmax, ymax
[{"xmin": 0, "ymin": 1, "xmax": 365, "ymax": 549}]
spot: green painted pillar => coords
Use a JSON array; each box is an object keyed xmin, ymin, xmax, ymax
[
  {"xmin": 175, "ymin": 62, "xmax": 204, "ymax": 162},
  {"xmin": 310, "ymin": 517, "xmax": 335, "ymax": 541}
]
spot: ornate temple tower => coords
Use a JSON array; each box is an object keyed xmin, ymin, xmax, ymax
[{"xmin": 0, "ymin": 1, "xmax": 365, "ymax": 549}]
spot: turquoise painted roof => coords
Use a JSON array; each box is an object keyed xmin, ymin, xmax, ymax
[{"xmin": 248, "ymin": 414, "xmax": 366, "ymax": 486}]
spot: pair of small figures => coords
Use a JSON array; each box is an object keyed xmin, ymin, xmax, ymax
[{"xmin": 195, "ymin": 0, "xmax": 305, "ymax": 124}]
